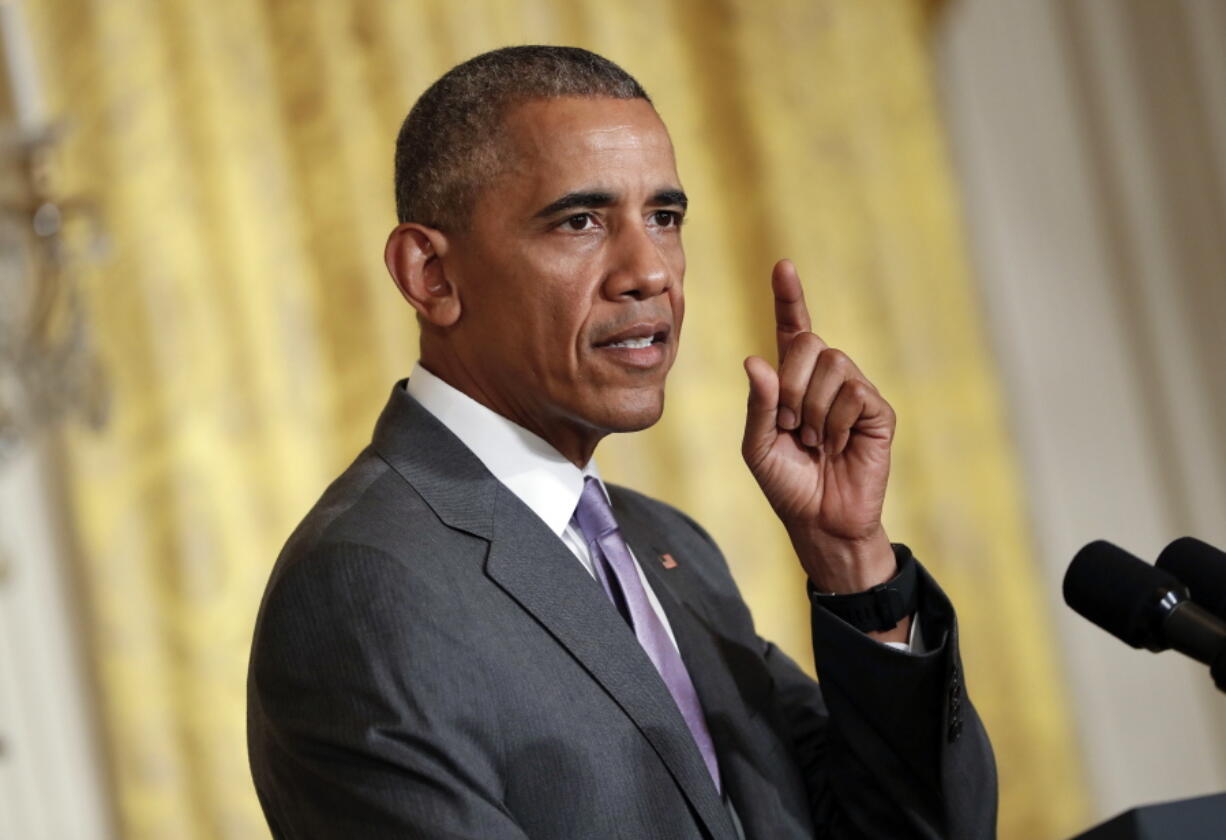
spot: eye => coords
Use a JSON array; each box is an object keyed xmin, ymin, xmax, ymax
[
  {"xmin": 651, "ymin": 210, "xmax": 684, "ymax": 228},
  {"xmin": 562, "ymin": 213, "xmax": 597, "ymax": 231}
]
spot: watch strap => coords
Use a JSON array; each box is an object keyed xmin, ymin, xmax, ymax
[{"xmin": 808, "ymin": 544, "xmax": 918, "ymax": 633}]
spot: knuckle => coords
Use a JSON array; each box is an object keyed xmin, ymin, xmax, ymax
[
  {"xmin": 846, "ymin": 378, "xmax": 873, "ymax": 399},
  {"xmin": 777, "ymin": 377, "xmax": 805, "ymax": 406},
  {"xmin": 778, "ymin": 352, "xmax": 818, "ymax": 404},
  {"xmin": 821, "ymin": 347, "xmax": 852, "ymax": 372},
  {"xmin": 803, "ymin": 387, "xmax": 827, "ymax": 415},
  {"xmin": 785, "ymin": 333, "xmax": 821, "ymax": 361}
]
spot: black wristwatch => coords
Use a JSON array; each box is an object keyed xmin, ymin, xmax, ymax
[{"xmin": 808, "ymin": 544, "xmax": 919, "ymax": 633}]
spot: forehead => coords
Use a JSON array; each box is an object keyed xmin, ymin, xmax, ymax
[{"xmin": 494, "ymin": 97, "xmax": 679, "ymax": 197}]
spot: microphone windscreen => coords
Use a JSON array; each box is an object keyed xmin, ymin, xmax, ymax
[
  {"xmin": 1157, "ymin": 537, "xmax": 1226, "ymax": 619},
  {"xmin": 1063, "ymin": 540, "xmax": 1183, "ymax": 649}
]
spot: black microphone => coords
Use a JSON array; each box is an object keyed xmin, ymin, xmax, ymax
[
  {"xmin": 1156, "ymin": 536, "xmax": 1226, "ymax": 620},
  {"xmin": 1063, "ymin": 540, "xmax": 1226, "ymax": 691}
]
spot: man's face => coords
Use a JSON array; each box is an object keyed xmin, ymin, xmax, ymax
[{"xmin": 443, "ymin": 96, "xmax": 686, "ymax": 454}]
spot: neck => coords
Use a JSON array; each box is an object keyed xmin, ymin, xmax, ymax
[{"xmin": 418, "ymin": 352, "xmax": 603, "ymax": 469}]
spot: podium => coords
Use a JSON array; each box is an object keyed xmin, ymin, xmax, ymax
[{"xmin": 1071, "ymin": 792, "xmax": 1226, "ymax": 839}]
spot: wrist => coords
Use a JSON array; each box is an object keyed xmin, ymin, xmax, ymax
[
  {"xmin": 808, "ymin": 544, "xmax": 918, "ymax": 635},
  {"xmin": 790, "ymin": 526, "xmax": 895, "ymax": 593}
]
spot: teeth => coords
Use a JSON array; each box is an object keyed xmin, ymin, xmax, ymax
[{"xmin": 606, "ymin": 336, "xmax": 654, "ymax": 349}]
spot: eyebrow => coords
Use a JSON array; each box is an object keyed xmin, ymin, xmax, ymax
[
  {"xmin": 649, "ymin": 189, "xmax": 688, "ymax": 211},
  {"xmin": 533, "ymin": 188, "xmax": 689, "ymax": 219}
]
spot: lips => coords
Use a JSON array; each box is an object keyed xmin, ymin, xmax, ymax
[
  {"xmin": 593, "ymin": 321, "xmax": 671, "ymax": 349},
  {"xmin": 591, "ymin": 320, "xmax": 672, "ymax": 370}
]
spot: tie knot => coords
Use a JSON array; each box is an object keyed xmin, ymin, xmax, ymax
[{"xmin": 572, "ymin": 476, "xmax": 619, "ymax": 543}]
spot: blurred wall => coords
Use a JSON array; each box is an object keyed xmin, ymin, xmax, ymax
[
  {"xmin": 936, "ymin": 0, "xmax": 1226, "ymax": 824},
  {"xmin": 0, "ymin": 442, "xmax": 113, "ymax": 838}
]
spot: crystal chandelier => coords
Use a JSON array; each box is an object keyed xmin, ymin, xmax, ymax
[
  {"xmin": 0, "ymin": 129, "xmax": 108, "ymax": 461},
  {"xmin": 0, "ymin": 1, "xmax": 108, "ymax": 462}
]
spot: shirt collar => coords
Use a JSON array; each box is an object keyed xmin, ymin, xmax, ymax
[{"xmin": 405, "ymin": 362, "xmax": 603, "ymax": 537}]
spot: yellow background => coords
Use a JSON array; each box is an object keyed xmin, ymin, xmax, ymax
[{"xmin": 28, "ymin": 1, "xmax": 1087, "ymax": 837}]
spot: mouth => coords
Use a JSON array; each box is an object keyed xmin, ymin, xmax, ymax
[
  {"xmin": 592, "ymin": 322, "xmax": 672, "ymax": 368},
  {"xmin": 602, "ymin": 335, "xmax": 658, "ymax": 349},
  {"xmin": 594, "ymin": 321, "xmax": 671, "ymax": 348}
]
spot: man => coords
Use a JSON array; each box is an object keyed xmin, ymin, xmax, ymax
[{"xmin": 248, "ymin": 46, "xmax": 996, "ymax": 839}]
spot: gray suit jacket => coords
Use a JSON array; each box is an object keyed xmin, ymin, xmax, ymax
[{"xmin": 248, "ymin": 381, "xmax": 997, "ymax": 839}]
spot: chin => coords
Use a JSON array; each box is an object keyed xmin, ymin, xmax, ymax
[{"xmin": 585, "ymin": 387, "xmax": 666, "ymax": 434}]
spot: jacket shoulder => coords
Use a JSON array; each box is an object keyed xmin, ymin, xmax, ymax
[{"xmin": 267, "ymin": 445, "xmax": 482, "ymax": 594}]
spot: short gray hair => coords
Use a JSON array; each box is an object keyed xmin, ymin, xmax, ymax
[{"xmin": 393, "ymin": 46, "xmax": 651, "ymax": 231}]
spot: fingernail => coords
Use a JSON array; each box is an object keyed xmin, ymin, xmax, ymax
[
  {"xmin": 801, "ymin": 426, "xmax": 818, "ymax": 447},
  {"xmin": 778, "ymin": 407, "xmax": 796, "ymax": 429}
]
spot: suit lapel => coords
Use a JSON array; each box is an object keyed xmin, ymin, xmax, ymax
[
  {"xmin": 373, "ymin": 383, "xmax": 734, "ymax": 839},
  {"xmin": 618, "ymin": 508, "xmax": 811, "ymax": 838},
  {"xmin": 484, "ymin": 484, "xmax": 735, "ymax": 840},
  {"xmin": 371, "ymin": 381, "xmax": 497, "ymax": 540}
]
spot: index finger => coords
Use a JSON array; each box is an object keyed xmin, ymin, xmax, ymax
[{"xmin": 772, "ymin": 258, "xmax": 814, "ymax": 362}]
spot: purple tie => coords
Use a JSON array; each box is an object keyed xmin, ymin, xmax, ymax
[{"xmin": 572, "ymin": 477, "xmax": 722, "ymax": 793}]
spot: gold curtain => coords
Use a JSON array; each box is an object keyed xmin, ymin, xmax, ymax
[{"xmin": 28, "ymin": 1, "xmax": 1087, "ymax": 837}]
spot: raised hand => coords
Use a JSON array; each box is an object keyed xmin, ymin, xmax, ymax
[{"xmin": 742, "ymin": 260, "xmax": 898, "ymax": 596}]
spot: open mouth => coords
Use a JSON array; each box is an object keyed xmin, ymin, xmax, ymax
[
  {"xmin": 594, "ymin": 323, "xmax": 671, "ymax": 350},
  {"xmin": 591, "ymin": 322, "xmax": 671, "ymax": 370},
  {"xmin": 600, "ymin": 333, "xmax": 666, "ymax": 349}
]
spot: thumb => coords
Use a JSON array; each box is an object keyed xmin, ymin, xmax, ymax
[{"xmin": 742, "ymin": 355, "xmax": 780, "ymax": 461}]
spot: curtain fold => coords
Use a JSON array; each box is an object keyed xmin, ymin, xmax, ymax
[{"xmin": 28, "ymin": 1, "xmax": 1086, "ymax": 837}]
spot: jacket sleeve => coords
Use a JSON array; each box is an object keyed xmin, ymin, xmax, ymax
[
  {"xmin": 247, "ymin": 542, "xmax": 531, "ymax": 840},
  {"xmin": 617, "ymin": 485, "xmax": 1000, "ymax": 838},
  {"xmin": 762, "ymin": 556, "xmax": 998, "ymax": 840},
  {"xmin": 648, "ymin": 494, "xmax": 997, "ymax": 840}
]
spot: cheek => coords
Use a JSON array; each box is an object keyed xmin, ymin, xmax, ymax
[
  {"xmin": 671, "ymin": 262, "xmax": 686, "ymax": 326},
  {"xmin": 670, "ymin": 244, "xmax": 685, "ymax": 309},
  {"xmin": 526, "ymin": 284, "xmax": 592, "ymax": 372},
  {"xmin": 479, "ymin": 246, "xmax": 578, "ymax": 354}
]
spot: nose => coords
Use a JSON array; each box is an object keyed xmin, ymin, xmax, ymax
[{"xmin": 602, "ymin": 224, "xmax": 672, "ymax": 301}]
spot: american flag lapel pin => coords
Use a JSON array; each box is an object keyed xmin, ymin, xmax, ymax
[{"xmin": 660, "ymin": 552, "xmax": 678, "ymax": 569}]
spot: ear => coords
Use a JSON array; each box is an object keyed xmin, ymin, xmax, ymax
[{"xmin": 384, "ymin": 223, "xmax": 460, "ymax": 327}]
